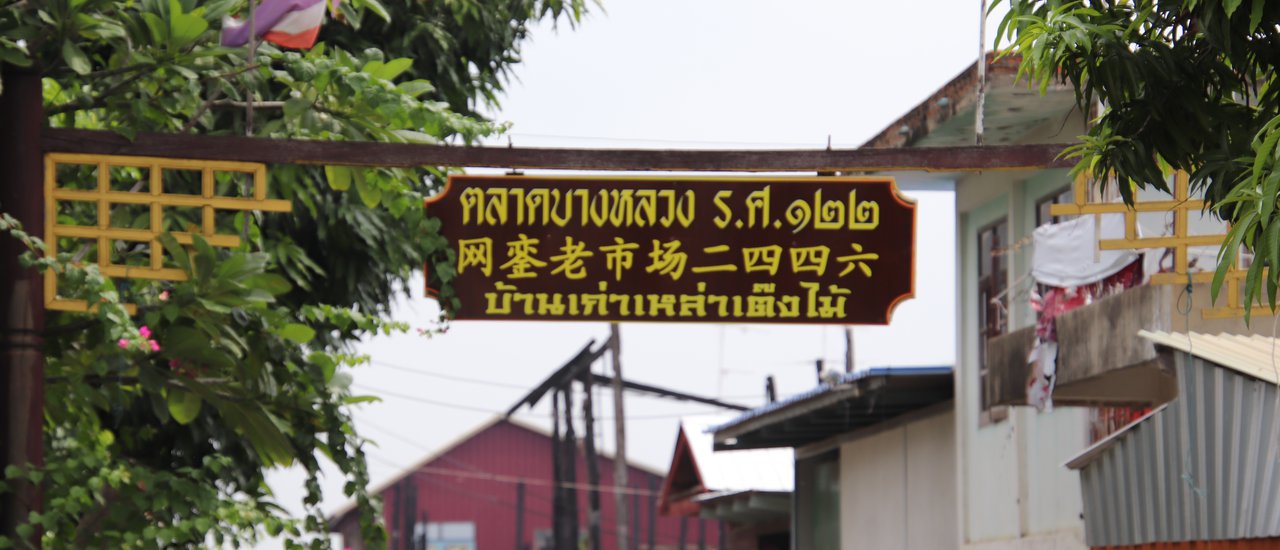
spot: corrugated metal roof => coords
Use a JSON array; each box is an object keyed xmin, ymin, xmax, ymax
[
  {"xmin": 1065, "ymin": 333, "xmax": 1280, "ymax": 546},
  {"xmin": 1138, "ymin": 330, "xmax": 1280, "ymax": 384},
  {"xmin": 710, "ymin": 366, "xmax": 953, "ymax": 450},
  {"xmin": 680, "ymin": 415, "xmax": 793, "ymax": 493}
]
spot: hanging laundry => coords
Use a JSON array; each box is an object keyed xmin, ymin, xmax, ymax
[{"xmin": 221, "ymin": 0, "xmax": 340, "ymax": 50}]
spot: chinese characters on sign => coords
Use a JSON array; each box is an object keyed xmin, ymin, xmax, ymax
[{"xmin": 426, "ymin": 176, "xmax": 915, "ymax": 324}]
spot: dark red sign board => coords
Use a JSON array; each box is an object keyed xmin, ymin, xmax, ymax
[{"xmin": 426, "ymin": 175, "xmax": 915, "ymax": 324}]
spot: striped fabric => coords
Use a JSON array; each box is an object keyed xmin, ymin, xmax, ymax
[{"xmin": 220, "ymin": 0, "xmax": 338, "ymax": 50}]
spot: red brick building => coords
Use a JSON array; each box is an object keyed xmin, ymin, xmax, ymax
[{"xmin": 330, "ymin": 417, "xmax": 721, "ymax": 550}]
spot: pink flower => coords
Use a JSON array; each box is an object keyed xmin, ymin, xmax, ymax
[
  {"xmin": 149, "ymin": 340, "xmax": 161, "ymax": 352},
  {"xmin": 117, "ymin": 338, "xmax": 130, "ymax": 349},
  {"xmin": 138, "ymin": 326, "xmax": 151, "ymax": 339},
  {"xmin": 158, "ymin": 290, "xmax": 170, "ymax": 302}
]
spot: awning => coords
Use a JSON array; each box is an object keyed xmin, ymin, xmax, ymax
[{"xmin": 711, "ymin": 367, "xmax": 953, "ymax": 451}]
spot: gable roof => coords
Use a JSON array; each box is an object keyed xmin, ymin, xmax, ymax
[{"xmin": 328, "ymin": 414, "xmax": 664, "ymax": 524}]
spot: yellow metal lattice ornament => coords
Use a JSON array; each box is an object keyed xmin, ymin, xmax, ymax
[
  {"xmin": 43, "ymin": 153, "xmax": 291, "ymax": 313},
  {"xmin": 1049, "ymin": 172, "xmax": 1258, "ymax": 319}
]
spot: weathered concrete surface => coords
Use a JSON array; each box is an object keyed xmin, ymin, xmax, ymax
[{"xmin": 984, "ymin": 326, "xmax": 1035, "ymax": 407}]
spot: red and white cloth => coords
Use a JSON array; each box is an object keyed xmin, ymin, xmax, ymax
[{"xmin": 221, "ymin": 0, "xmax": 340, "ymax": 50}]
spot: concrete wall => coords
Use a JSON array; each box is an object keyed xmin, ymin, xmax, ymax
[
  {"xmin": 838, "ymin": 409, "xmax": 957, "ymax": 550},
  {"xmin": 956, "ymin": 161, "xmax": 1089, "ymax": 550}
]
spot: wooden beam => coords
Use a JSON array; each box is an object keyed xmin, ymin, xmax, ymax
[{"xmin": 44, "ymin": 128, "xmax": 1074, "ymax": 173}]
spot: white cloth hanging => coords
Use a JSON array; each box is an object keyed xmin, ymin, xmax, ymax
[{"xmin": 1032, "ymin": 214, "xmax": 1140, "ymax": 287}]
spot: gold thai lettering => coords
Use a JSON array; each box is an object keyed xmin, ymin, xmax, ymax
[
  {"xmin": 484, "ymin": 189, "xmax": 510, "ymax": 225},
  {"xmin": 512, "ymin": 292, "xmax": 536, "ymax": 315},
  {"xmin": 536, "ymin": 293, "xmax": 566, "ymax": 316},
  {"xmin": 500, "ymin": 234, "xmax": 547, "ymax": 279},
  {"xmin": 634, "ymin": 190, "xmax": 658, "ymax": 227},
  {"xmin": 785, "ymin": 197, "xmax": 811, "ymax": 234},
  {"xmin": 524, "ymin": 188, "xmax": 549, "ymax": 226},
  {"xmin": 658, "ymin": 190, "xmax": 696, "ymax": 228},
  {"xmin": 550, "ymin": 236, "xmax": 594, "ymax": 280},
  {"xmin": 460, "ymin": 187, "xmax": 485, "ymax": 225},
  {"xmin": 585, "ymin": 189, "xmax": 610, "ymax": 227},
  {"xmin": 783, "ymin": 190, "xmax": 881, "ymax": 232},
  {"xmin": 600, "ymin": 238, "xmax": 640, "ymax": 281},
  {"xmin": 800, "ymin": 282, "xmax": 850, "ymax": 319},
  {"xmin": 609, "ymin": 190, "xmax": 634, "ymax": 227},
  {"xmin": 713, "ymin": 190, "xmax": 733, "ymax": 229},
  {"xmin": 648, "ymin": 293, "xmax": 676, "ymax": 316},
  {"xmin": 742, "ymin": 245, "xmax": 783, "ymax": 275},
  {"xmin": 484, "ymin": 282, "xmax": 518, "ymax": 314},
  {"xmin": 849, "ymin": 191, "xmax": 879, "ymax": 230},
  {"xmin": 582, "ymin": 281, "xmax": 609, "ymax": 316},
  {"xmin": 691, "ymin": 244, "xmax": 738, "ymax": 274},
  {"xmin": 646, "ymin": 240, "xmax": 688, "ymax": 281},
  {"xmin": 790, "ymin": 246, "xmax": 830, "ymax": 276},
  {"xmin": 708, "ymin": 293, "xmax": 729, "ymax": 317},
  {"xmin": 836, "ymin": 243, "xmax": 879, "ymax": 277},
  {"xmin": 608, "ymin": 293, "xmax": 632, "ymax": 316},
  {"xmin": 813, "ymin": 189, "xmax": 845, "ymax": 230},
  {"xmin": 457, "ymin": 237, "xmax": 493, "ymax": 277},
  {"xmin": 747, "ymin": 283, "xmax": 777, "ymax": 318},
  {"xmin": 508, "ymin": 188, "xmax": 525, "ymax": 224},
  {"xmin": 680, "ymin": 283, "xmax": 708, "ymax": 317},
  {"xmin": 549, "ymin": 189, "xmax": 573, "ymax": 227},
  {"xmin": 745, "ymin": 186, "xmax": 771, "ymax": 229}
]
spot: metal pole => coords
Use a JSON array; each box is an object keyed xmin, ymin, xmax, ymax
[
  {"xmin": 0, "ymin": 63, "xmax": 46, "ymax": 548},
  {"xmin": 609, "ymin": 323, "xmax": 628, "ymax": 550},
  {"xmin": 976, "ymin": 0, "xmax": 988, "ymax": 146}
]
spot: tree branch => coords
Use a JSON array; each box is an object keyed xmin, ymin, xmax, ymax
[
  {"xmin": 73, "ymin": 485, "xmax": 120, "ymax": 546},
  {"xmin": 46, "ymin": 71, "xmax": 149, "ymax": 116}
]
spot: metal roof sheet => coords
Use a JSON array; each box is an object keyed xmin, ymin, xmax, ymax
[
  {"xmin": 710, "ymin": 366, "xmax": 953, "ymax": 450},
  {"xmin": 680, "ymin": 415, "xmax": 794, "ymax": 493},
  {"xmin": 1138, "ymin": 330, "xmax": 1280, "ymax": 384}
]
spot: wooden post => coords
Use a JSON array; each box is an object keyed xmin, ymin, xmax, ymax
[
  {"xmin": 844, "ymin": 327, "xmax": 855, "ymax": 373},
  {"xmin": 562, "ymin": 388, "xmax": 579, "ymax": 550},
  {"xmin": 609, "ymin": 323, "xmax": 628, "ymax": 550},
  {"xmin": 581, "ymin": 371, "xmax": 602, "ymax": 550},
  {"xmin": 0, "ymin": 63, "xmax": 45, "ymax": 548},
  {"xmin": 515, "ymin": 482, "xmax": 526, "ymax": 550},
  {"xmin": 698, "ymin": 519, "xmax": 706, "ymax": 550},
  {"xmin": 551, "ymin": 389, "xmax": 563, "ymax": 549},
  {"xmin": 678, "ymin": 517, "xmax": 686, "ymax": 550}
]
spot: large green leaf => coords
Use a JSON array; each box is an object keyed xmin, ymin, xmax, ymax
[
  {"xmin": 278, "ymin": 323, "xmax": 315, "ymax": 344},
  {"xmin": 166, "ymin": 388, "xmax": 203, "ymax": 425}
]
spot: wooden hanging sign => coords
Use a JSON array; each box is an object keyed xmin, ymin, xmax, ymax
[{"xmin": 426, "ymin": 175, "xmax": 915, "ymax": 324}]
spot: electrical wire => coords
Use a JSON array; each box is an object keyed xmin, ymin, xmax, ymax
[
  {"xmin": 368, "ymin": 360, "xmax": 533, "ymax": 390},
  {"xmin": 353, "ymin": 382, "xmax": 739, "ymax": 421}
]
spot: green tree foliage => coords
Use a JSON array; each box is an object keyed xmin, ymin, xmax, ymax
[
  {"xmin": 0, "ymin": 0, "xmax": 589, "ymax": 546},
  {"xmin": 995, "ymin": 0, "xmax": 1280, "ymax": 318}
]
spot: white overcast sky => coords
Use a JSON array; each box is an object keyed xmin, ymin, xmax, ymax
[{"xmin": 261, "ymin": 0, "xmax": 1010, "ymax": 546}]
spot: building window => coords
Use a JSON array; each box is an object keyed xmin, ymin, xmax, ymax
[
  {"xmin": 1035, "ymin": 185, "xmax": 1074, "ymax": 228},
  {"xmin": 978, "ymin": 218, "xmax": 1009, "ymax": 424},
  {"xmin": 417, "ymin": 521, "xmax": 476, "ymax": 550}
]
